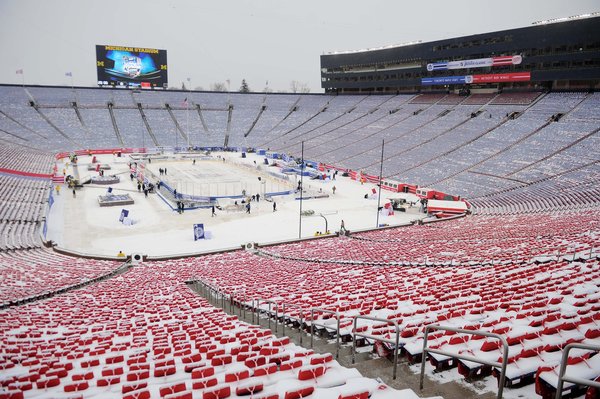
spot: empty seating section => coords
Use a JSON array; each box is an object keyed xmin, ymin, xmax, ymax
[
  {"xmin": 0, "ymin": 88, "xmax": 56, "ymax": 146},
  {"xmin": 469, "ymin": 165, "xmax": 600, "ymax": 215},
  {"xmin": 0, "ymin": 249, "xmax": 121, "ymax": 306},
  {"xmin": 400, "ymin": 106, "xmax": 521, "ymax": 187},
  {"xmin": 334, "ymin": 104, "xmax": 447, "ymax": 172},
  {"xmin": 275, "ymin": 95, "xmax": 395, "ymax": 158},
  {"xmin": 259, "ymin": 211, "xmax": 600, "ymax": 265},
  {"xmin": 384, "ymin": 106, "xmax": 504, "ymax": 180},
  {"xmin": 0, "ymin": 222, "xmax": 41, "ymax": 251},
  {"xmin": 0, "ymin": 140, "xmax": 54, "ymax": 254},
  {"xmin": 436, "ymin": 95, "xmax": 465, "ymax": 105},
  {"xmin": 568, "ymin": 92, "xmax": 600, "ymax": 120},
  {"xmin": 0, "ymin": 142, "xmax": 53, "ymax": 175},
  {"xmin": 265, "ymin": 95, "xmax": 368, "ymax": 156},
  {"xmin": 491, "ymin": 92, "xmax": 541, "ymax": 105},
  {"xmin": 0, "ymin": 261, "xmax": 405, "ymax": 398},
  {"xmin": 470, "ymin": 119, "xmax": 597, "ymax": 179},
  {"xmin": 77, "ymin": 108, "xmax": 121, "ymax": 148},
  {"xmin": 409, "ymin": 93, "xmax": 446, "ymax": 104},
  {"xmin": 178, "ymin": 213, "xmax": 599, "ymax": 396},
  {"xmin": 226, "ymin": 93, "xmax": 268, "ymax": 146},
  {"xmin": 143, "ymin": 109, "xmax": 186, "ymax": 148},
  {"xmin": 0, "ymin": 175, "xmax": 52, "ymax": 251},
  {"xmin": 243, "ymin": 94, "xmax": 301, "ymax": 145},
  {"xmin": 171, "ymin": 109, "xmax": 204, "ymax": 147},
  {"xmin": 290, "ymin": 96, "xmax": 400, "ymax": 159},
  {"xmin": 0, "ymin": 209, "xmax": 598, "ymax": 397},
  {"xmin": 113, "ymin": 108, "xmax": 149, "ymax": 147},
  {"xmin": 459, "ymin": 93, "xmax": 497, "ymax": 105},
  {"xmin": 312, "ymin": 99, "xmax": 421, "ymax": 165}
]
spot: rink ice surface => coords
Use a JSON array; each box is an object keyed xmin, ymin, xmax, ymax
[{"xmin": 46, "ymin": 152, "xmax": 424, "ymax": 257}]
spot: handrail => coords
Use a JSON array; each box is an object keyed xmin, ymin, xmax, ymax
[
  {"xmin": 238, "ymin": 292, "xmax": 247, "ymax": 319},
  {"xmin": 200, "ymin": 280, "xmax": 227, "ymax": 309},
  {"xmin": 310, "ymin": 308, "xmax": 341, "ymax": 359},
  {"xmin": 255, "ymin": 299, "xmax": 279, "ymax": 332},
  {"xmin": 554, "ymin": 342, "xmax": 600, "ymax": 399},
  {"xmin": 352, "ymin": 315, "xmax": 400, "ymax": 379},
  {"xmin": 420, "ymin": 325, "xmax": 509, "ymax": 399},
  {"xmin": 281, "ymin": 303, "xmax": 304, "ymax": 345}
]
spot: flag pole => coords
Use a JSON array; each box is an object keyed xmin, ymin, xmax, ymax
[
  {"xmin": 376, "ymin": 139, "xmax": 385, "ymax": 228},
  {"xmin": 187, "ymin": 78, "xmax": 191, "ymax": 149},
  {"xmin": 298, "ymin": 141, "xmax": 304, "ymax": 239},
  {"xmin": 175, "ymin": 108, "xmax": 178, "ymax": 152}
]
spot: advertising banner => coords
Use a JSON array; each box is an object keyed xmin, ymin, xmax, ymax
[
  {"xmin": 427, "ymin": 55, "xmax": 522, "ymax": 71},
  {"xmin": 421, "ymin": 75, "xmax": 469, "ymax": 85},
  {"xmin": 119, "ymin": 209, "xmax": 129, "ymax": 223},
  {"xmin": 421, "ymin": 71, "xmax": 531, "ymax": 86},
  {"xmin": 471, "ymin": 72, "xmax": 531, "ymax": 83},
  {"xmin": 193, "ymin": 224, "xmax": 205, "ymax": 241}
]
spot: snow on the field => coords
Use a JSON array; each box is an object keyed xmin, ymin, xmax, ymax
[{"xmin": 47, "ymin": 152, "xmax": 424, "ymax": 257}]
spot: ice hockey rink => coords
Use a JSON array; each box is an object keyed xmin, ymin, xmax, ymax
[{"xmin": 45, "ymin": 151, "xmax": 426, "ymax": 257}]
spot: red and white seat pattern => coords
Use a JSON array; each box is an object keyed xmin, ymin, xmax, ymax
[
  {"xmin": 180, "ymin": 243, "xmax": 600, "ymax": 396},
  {"xmin": 0, "ymin": 262, "xmax": 414, "ymax": 399},
  {"xmin": 0, "ymin": 248, "xmax": 121, "ymax": 306},
  {"xmin": 259, "ymin": 211, "xmax": 600, "ymax": 266}
]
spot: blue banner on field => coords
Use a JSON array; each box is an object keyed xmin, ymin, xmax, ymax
[
  {"xmin": 193, "ymin": 223, "xmax": 205, "ymax": 241},
  {"xmin": 119, "ymin": 209, "xmax": 129, "ymax": 223},
  {"xmin": 421, "ymin": 75, "xmax": 469, "ymax": 85}
]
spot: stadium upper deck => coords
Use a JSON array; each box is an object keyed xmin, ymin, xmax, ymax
[{"xmin": 320, "ymin": 14, "xmax": 600, "ymax": 93}]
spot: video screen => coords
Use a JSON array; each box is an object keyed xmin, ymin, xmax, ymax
[{"xmin": 96, "ymin": 45, "xmax": 167, "ymax": 89}]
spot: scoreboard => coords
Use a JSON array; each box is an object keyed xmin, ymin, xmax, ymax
[{"xmin": 96, "ymin": 45, "xmax": 167, "ymax": 89}]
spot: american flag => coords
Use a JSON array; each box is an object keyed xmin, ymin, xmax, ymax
[
  {"xmin": 65, "ymin": 72, "xmax": 72, "ymax": 77},
  {"xmin": 15, "ymin": 69, "xmax": 23, "ymax": 75}
]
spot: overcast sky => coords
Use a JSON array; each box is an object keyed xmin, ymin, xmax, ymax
[{"xmin": 0, "ymin": 0, "xmax": 597, "ymax": 92}]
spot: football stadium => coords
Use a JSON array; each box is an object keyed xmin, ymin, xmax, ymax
[{"xmin": 1, "ymin": 4, "xmax": 600, "ymax": 399}]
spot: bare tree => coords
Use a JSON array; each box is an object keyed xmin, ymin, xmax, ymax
[
  {"xmin": 290, "ymin": 80, "xmax": 310, "ymax": 93},
  {"xmin": 210, "ymin": 82, "xmax": 227, "ymax": 92}
]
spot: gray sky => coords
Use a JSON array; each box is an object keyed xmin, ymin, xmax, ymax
[{"xmin": 0, "ymin": 0, "xmax": 597, "ymax": 92}]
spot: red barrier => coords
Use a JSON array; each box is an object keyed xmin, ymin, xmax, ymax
[
  {"xmin": 55, "ymin": 148, "xmax": 146, "ymax": 160},
  {"xmin": 0, "ymin": 168, "xmax": 52, "ymax": 179}
]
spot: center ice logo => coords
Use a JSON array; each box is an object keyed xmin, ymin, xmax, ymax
[{"xmin": 122, "ymin": 56, "xmax": 142, "ymax": 78}]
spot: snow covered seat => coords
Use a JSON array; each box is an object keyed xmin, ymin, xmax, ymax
[{"xmin": 536, "ymin": 351, "xmax": 600, "ymax": 398}]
